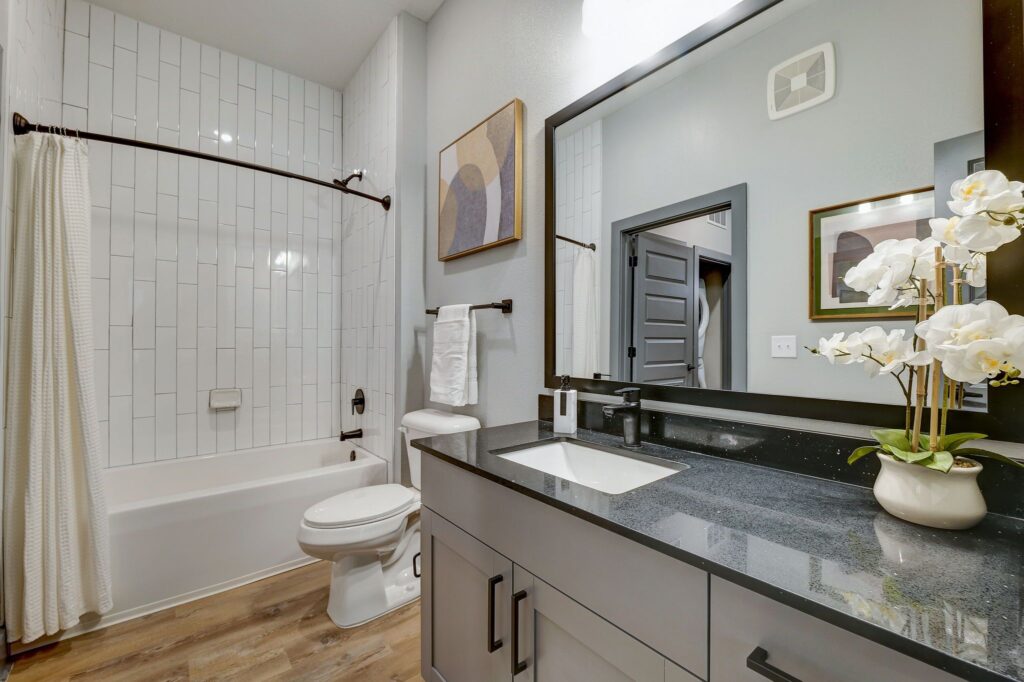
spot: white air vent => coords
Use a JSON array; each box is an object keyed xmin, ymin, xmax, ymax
[
  {"xmin": 707, "ymin": 211, "xmax": 728, "ymax": 228},
  {"xmin": 767, "ymin": 42, "xmax": 835, "ymax": 120}
]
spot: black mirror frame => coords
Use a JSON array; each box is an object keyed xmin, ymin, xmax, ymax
[{"xmin": 544, "ymin": 0, "xmax": 1024, "ymax": 442}]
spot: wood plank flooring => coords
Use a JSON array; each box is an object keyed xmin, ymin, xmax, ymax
[{"xmin": 8, "ymin": 562, "xmax": 422, "ymax": 682}]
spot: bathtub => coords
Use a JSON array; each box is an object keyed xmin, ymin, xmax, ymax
[{"xmin": 63, "ymin": 438, "xmax": 387, "ymax": 640}]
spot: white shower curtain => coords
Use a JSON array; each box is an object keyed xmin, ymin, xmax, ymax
[
  {"xmin": 4, "ymin": 133, "xmax": 112, "ymax": 643},
  {"xmin": 571, "ymin": 248, "xmax": 600, "ymax": 378}
]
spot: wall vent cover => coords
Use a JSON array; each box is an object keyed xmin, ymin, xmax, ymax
[{"xmin": 767, "ymin": 42, "xmax": 835, "ymax": 120}]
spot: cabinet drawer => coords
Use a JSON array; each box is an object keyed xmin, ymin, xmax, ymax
[
  {"xmin": 423, "ymin": 455, "xmax": 708, "ymax": 678},
  {"xmin": 710, "ymin": 577, "xmax": 963, "ymax": 682}
]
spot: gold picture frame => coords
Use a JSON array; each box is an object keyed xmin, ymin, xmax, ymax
[
  {"xmin": 437, "ymin": 99, "xmax": 523, "ymax": 261},
  {"xmin": 809, "ymin": 186, "xmax": 935, "ymax": 320}
]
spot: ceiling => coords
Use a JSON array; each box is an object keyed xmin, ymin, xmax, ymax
[{"xmin": 88, "ymin": 0, "xmax": 445, "ymax": 90}]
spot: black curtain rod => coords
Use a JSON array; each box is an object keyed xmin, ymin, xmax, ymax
[
  {"xmin": 426, "ymin": 299, "xmax": 513, "ymax": 315},
  {"xmin": 12, "ymin": 112, "xmax": 391, "ymax": 211},
  {"xmin": 555, "ymin": 234, "xmax": 596, "ymax": 251}
]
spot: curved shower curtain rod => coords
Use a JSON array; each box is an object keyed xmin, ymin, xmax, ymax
[{"xmin": 12, "ymin": 112, "xmax": 391, "ymax": 211}]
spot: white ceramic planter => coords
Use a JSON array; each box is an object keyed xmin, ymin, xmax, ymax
[{"xmin": 873, "ymin": 453, "xmax": 986, "ymax": 530}]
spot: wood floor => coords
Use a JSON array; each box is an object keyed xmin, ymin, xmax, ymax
[{"xmin": 7, "ymin": 562, "xmax": 423, "ymax": 682}]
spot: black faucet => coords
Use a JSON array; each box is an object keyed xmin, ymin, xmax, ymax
[
  {"xmin": 602, "ymin": 387, "xmax": 642, "ymax": 448},
  {"xmin": 339, "ymin": 429, "xmax": 363, "ymax": 441}
]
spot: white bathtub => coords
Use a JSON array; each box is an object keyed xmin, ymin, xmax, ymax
[{"xmin": 68, "ymin": 439, "xmax": 387, "ymax": 639}]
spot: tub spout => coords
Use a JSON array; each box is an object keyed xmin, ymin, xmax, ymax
[{"xmin": 339, "ymin": 429, "xmax": 363, "ymax": 441}]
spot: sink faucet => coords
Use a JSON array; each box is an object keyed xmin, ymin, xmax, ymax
[{"xmin": 602, "ymin": 387, "xmax": 642, "ymax": 449}]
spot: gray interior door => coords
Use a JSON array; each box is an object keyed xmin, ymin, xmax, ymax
[{"xmin": 630, "ymin": 233, "xmax": 695, "ymax": 386}]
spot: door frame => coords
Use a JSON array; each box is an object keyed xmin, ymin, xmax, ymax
[{"xmin": 609, "ymin": 184, "xmax": 748, "ymax": 385}]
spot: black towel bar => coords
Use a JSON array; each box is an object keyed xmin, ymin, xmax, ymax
[{"xmin": 426, "ymin": 299, "xmax": 513, "ymax": 315}]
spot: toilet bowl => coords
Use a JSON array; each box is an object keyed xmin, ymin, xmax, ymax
[{"xmin": 297, "ymin": 409, "xmax": 480, "ymax": 628}]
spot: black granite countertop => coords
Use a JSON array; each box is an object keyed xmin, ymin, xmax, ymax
[{"xmin": 414, "ymin": 420, "xmax": 1024, "ymax": 682}]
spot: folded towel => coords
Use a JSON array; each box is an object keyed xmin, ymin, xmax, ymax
[{"xmin": 430, "ymin": 305, "xmax": 478, "ymax": 406}]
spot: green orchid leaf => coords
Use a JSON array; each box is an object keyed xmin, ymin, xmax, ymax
[
  {"xmin": 871, "ymin": 429, "xmax": 911, "ymax": 451},
  {"xmin": 923, "ymin": 451, "xmax": 954, "ymax": 473},
  {"xmin": 954, "ymin": 448, "xmax": 1024, "ymax": 469},
  {"xmin": 889, "ymin": 445, "xmax": 934, "ymax": 464},
  {"xmin": 847, "ymin": 446, "xmax": 877, "ymax": 466},
  {"xmin": 939, "ymin": 432, "xmax": 988, "ymax": 452}
]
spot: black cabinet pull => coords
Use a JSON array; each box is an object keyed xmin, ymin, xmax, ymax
[
  {"xmin": 747, "ymin": 647, "xmax": 802, "ymax": 682},
  {"xmin": 412, "ymin": 552, "xmax": 421, "ymax": 578},
  {"xmin": 511, "ymin": 589, "xmax": 528, "ymax": 675},
  {"xmin": 487, "ymin": 575, "xmax": 503, "ymax": 653}
]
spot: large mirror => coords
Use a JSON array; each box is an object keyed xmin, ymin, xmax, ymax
[{"xmin": 550, "ymin": 0, "xmax": 991, "ymax": 412}]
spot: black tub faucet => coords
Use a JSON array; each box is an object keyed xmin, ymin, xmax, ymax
[
  {"xmin": 339, "ymin": 429, "xmax": 363, "ymax": 441},
  {"xmin": 602, "ymin": 387, "xmax": 642, "ymax": 449}
]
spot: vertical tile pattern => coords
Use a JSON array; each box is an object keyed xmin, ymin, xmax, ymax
[
  {"xmin": 554, "ymin": 121, "xmax": 603, "ymax": 375},
  {"xmin": 341, "ymin": 20, "xmax": 399, "ymax": 467},
  {"xmin": 62, "ymin": 2, "xmax": 345, "ymax": 466}
]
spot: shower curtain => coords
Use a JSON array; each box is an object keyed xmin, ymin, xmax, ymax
[
  {"xmin": 571, "ymin": 248, "xmax": 600, "ymax": 378},
  {"xmin": 4, "ymin": 133, "xmax": 112, "ymax": 643}
]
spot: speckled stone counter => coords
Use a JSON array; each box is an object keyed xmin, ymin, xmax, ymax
[{"xmin": 414, "ymin": 420, "xmax": 1024, "ymax": 682}]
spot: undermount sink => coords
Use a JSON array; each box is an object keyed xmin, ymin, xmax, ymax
[{"xmin": 496, "ymin": 440, "xmax": 686, "ymax": 494}]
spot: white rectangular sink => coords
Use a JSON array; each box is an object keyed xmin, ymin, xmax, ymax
[{"xmin": 497, "ymin": 441, "xmax": 684, "ymax": 494}]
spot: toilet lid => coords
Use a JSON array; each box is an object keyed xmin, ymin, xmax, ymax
[{"xmin": 303, "ymin": 484, "xmax": 416, "ymax": 529}]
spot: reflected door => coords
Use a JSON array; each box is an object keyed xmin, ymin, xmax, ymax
[{"xmin": 630, "ymin": 233, "xmax": 696, "ymax": 386}]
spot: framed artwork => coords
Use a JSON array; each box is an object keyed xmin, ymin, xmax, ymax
[
  {"xmin": 438, "ymin": 99, "xmax": 523, "ymax": 261},
  {"xmin": 809, "ymin": 187, "xmax": 934, "ymax": 320}
]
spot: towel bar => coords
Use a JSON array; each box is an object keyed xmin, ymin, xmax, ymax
[{"xmin": 426, "ymin": 299, "xmax": 513, "ymax": 315}]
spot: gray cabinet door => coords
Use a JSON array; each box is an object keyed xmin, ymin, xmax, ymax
[
  {"xmin": 422, "ymin": 509, "xmax": 512, "ymax": 682},
  {"xmin": 511, "ymin": 565, "xmax": 667, "ymax": 682},
  {"xmin": 632, "ymin": 232, "xmax": 696, "ymax": 386}
]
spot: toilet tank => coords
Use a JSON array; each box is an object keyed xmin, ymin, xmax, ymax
[{"xmin": 401, "ymin": 409, "xmax": 481, "ymax": 489}]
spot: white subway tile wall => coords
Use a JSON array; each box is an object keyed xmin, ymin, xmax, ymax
[
  {"xmin": 554, "ymin": 121, "xmax": 603, "ymax": 376},
  {"xmin": 62, "ymin": 2, "xmax": 346, "ymax": 466},
  {"xmin": 3, "ymin": 0, "xmax": 67, "ymax": 449},
  {"xmin": 340, "ymin": 19, "xmax": 399, "ymax": 468}
]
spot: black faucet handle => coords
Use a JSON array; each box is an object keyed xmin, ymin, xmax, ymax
[{"xmin": 615, "ymin": 387, "xmax": 641, "ymax": 404}]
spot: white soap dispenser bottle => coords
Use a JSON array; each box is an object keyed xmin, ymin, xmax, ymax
[{"xmin": 553, "ymin": 375, "xmax": 577, "ymax": 435}]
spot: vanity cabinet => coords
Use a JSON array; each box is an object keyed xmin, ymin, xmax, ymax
[
  {"xmin": 709, "ymin": 578, "xmax": 963, "ymax": 682},
  {"xmin": 421, "ymin": 453, "xmax": 963, "ymax": 682},
  {"xmin": 421, "ymin": 508, "xmax": 701, "ymax": 682}
]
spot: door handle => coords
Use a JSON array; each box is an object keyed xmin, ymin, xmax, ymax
[
  {"xmin": 747, "ymin": 647, "xmax": 802, "ymax": 682},
  {"xmin": 511, "ymin": 589, "xmax": 528, "ymax": 675},
  {"xmin": 487, "ymin": 574, "xmax": 503, "ymax": 653}
]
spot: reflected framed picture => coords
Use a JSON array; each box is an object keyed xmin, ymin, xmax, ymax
[
  {"xmin": 809, "ymin": 187, "xmax": 934, "ymax": 320},
  {"xmin": 437, "ymin": 99, "xmax": 523, "ymax": 261}
]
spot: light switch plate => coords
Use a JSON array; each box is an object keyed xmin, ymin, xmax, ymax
[{"xmin": 771, "ymin": 335, "xmax": 798, "ymax": 358}]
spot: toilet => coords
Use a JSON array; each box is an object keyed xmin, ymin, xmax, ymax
[{"xmin": 297, "ymin": 409, "xmax": 480, "ymax": 628}]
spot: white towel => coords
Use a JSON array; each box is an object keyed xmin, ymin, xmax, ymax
[
  {"xmin": 572, "ymin": 249, "xmax": 600, "ymax": 378},
  {"xmin": 5, "ymin": 133, "xmax": 112, "ymax": 643},
  {"xmin": 430, "ymin": 305, "xmax": 478, "ymax": 406}
]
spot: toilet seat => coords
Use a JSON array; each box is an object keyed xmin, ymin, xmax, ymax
[{"xmin": 303, "ymin": 484, "xmax": 417, "ymax": 529}]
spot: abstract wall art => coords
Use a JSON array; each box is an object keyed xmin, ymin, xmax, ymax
[{"xmin": 438, "ymin": 99, "xmax": 523, "ymax": 261}]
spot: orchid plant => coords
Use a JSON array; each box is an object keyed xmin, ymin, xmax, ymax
[{"xmin": 810, "ymin": 170, "xmax": 1024, "ymax": 473}]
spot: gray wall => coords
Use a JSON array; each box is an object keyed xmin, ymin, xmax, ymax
[
  {"xmin": 598, "ymin": 0, "xmax": 982, "ymax": 404},
  {"xmin": 424, "ymin": 0, "xmax": 640, "ymax": 426}
]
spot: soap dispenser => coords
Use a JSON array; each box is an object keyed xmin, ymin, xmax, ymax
[{"xmin": 553, "ymin": 375, "xmax": 577, "ymax": 435}]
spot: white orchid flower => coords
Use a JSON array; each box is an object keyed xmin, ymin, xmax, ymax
[
  {"xmin": 916, "ymin": 301, "xmax": 1024, "ymax": 383},
  {"xmin": 948, "ymin": 170, "xmax": 1024, "ymax": 216},
  {"xmin": 939, "ymin": 339, "xmax": 1020, "ymax": 384},
  {"xmin": 952, "ymin": 212, "xmax": 1020, "ymax": 253},
  {"xmin": 843, "ymin": 238, "xmax": 940, "ymax": 310},
  {"xmin": 963, "ymin": 253, "xmax": 986, "ymax": 288},
  {"xmin": 863, "ymin": 328, "xmax": 932, "ymax": 377}
]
